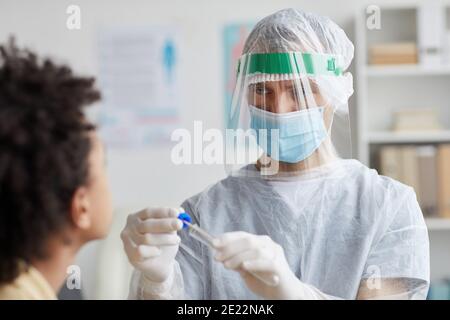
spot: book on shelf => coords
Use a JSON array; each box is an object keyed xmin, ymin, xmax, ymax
[
  {"xmin": 438, "ymin": 144, "xmax": 450, "ymax": 218},
  {"xmin": 417, "ymin": 146, "xmax": 438, "ymax": 217},
  {"xmin": 378, "ymin": 144, "xmax": 450, "ymax": 218},
  {"xmin": 379, "ymin": 146, "xmax": 402, "ymax": 181},
  {"xmin": 392, "ymin": 108, "xmax": 443, "ymax": 132},
  {"xmin": 401, "ymin": 146, "xmax": 421, "ymax": 204},
  {"xmin": 417, "ymin": 3, "xmax": 445, "ymax": 67},
  {"xmin": 369, "ymin": 42, "xmax": 418, "ymax": 65}
]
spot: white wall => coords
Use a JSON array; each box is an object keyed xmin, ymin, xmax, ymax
[
  {"xmin": 1, "ymin": 0, "xmax": 441, "ymax": 299},
  {"xmin": 0, "ymin": 0, "xmax": 368, "ymax": 210}
]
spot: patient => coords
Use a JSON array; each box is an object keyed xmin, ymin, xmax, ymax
[{"xmin": 0, "ymin": 38, "xmax": 113, "ymax": 299}]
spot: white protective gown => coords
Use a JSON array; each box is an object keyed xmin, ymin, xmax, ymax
[{"xmin": 130, "ymin": 159, "xmax": 430, "ymax": 299}]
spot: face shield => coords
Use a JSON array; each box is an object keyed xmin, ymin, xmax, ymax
[{"xmin": 225, "ymin": 51, "xmax": 353, "ymax": 179}]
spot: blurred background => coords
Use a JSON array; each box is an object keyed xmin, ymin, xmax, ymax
[{"xmin": 1, "ymin": 0, "xmax": 449, "ymax": 299}]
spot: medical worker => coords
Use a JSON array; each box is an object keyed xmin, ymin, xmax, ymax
[{"xmin": 121, "ymin": 8, "xmax": 430, "ymax": 299}]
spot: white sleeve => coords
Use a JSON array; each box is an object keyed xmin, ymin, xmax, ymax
[
  {"xmin": 296, "ymin": 282, "xmax": 343, "ymax": 300},
  {"xmin": 127, "ymin": 261, "xmax": 186, "ymax": 300},
  {"xmin": 359, "ymin": 188, "xmax": 430, "ymax": 300}
]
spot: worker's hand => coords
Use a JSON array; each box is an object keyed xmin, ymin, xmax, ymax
[
  {"xmin": 121, "ymin": 207, "xmax": 184, "ymax": 283},
  {"xmin": 214, "ymin": 231, "xmax": 302, "ymax": 299}
]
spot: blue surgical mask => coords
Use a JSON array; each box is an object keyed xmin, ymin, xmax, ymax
[{"xmin": 249, "ymin": 105, "xmax": 328, "ymax": 163}]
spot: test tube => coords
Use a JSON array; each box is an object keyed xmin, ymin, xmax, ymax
[
  {"xmin": 184, "ymin": 220, "xmax": 216, "ymax": 248},
  {"xmin": 181, "ymin": 219, "xmax": 279, "ymax": 287}
]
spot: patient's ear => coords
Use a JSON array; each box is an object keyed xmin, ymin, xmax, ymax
[{"xmin": 70, "ymin": 186, "xmax": 91, "ymax": 230}]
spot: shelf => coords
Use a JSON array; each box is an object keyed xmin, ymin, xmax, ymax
[
  {"xmin": 426, "ymin": 218, "xmax": 450, "ymax": 231},
  {"xmin": 366, "ymin": 131, "xmax": 450, "ymax": 144},
  {"xmin": 364, "ymin": 65, "xmax": 450, "ymax": 77}
]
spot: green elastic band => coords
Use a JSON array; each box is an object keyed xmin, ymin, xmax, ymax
[{"xmin": 237, "ymin": 52, "xmax": 343, "ymax": 77}]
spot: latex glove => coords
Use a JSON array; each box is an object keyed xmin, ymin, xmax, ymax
[
  {"xmin": 214, "ymin": 231, "xmax": 331, "ymax": 300},
  {"xmin": 121, "ymin": 207, "xmax": 184, "ymax": 283}
]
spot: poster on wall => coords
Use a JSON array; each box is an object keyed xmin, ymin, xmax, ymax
[
  {"xmin": 97, "ymin": 26, "xmax": 181, "ymax": 148},
  {"xmin": 223, "ymin": 23, "xmax": 254, "ymax": 129}
]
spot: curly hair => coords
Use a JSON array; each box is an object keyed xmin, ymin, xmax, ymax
[{"xmin": 0, "ymin": 38, "xmax": 101, "ymax": 284}]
